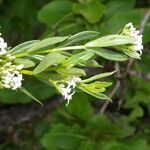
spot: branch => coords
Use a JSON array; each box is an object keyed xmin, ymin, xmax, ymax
[
  {"xmin": 100, "ymin": 62, "xmax": 121, "ymax": 113},
  {"xmin": 100, "ymin": 8, "xmax": 150, "ymax": 114}
]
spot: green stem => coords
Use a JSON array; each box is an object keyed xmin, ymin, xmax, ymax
[
  {"xmin": 21, "ymin": 70, "xmax": 34, "ymax": 76},
  {"xmin": 40, "ymin": 45, "xmax": 86, "ymax": 53},
  {"xmin": 81, "ymin": 71, "xmax": 116, "ymax": 83},
  {"xmin": 14, "ymin": 45, "xmax": 86, "ymax": 58},
  {"xmin": 15, "ymin": 53, "xmax": 29, "ymax": 58}
]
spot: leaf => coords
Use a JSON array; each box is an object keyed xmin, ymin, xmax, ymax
[
  {"xmin": 73, "ymin": 0, "xmax": 105, "ymax": 23},
  {"xmin": 0, "ymin": 80, "xmax": 55, "ymax": 104},
  {"xmin": 31, "ymin": 55, "xmax": 44, "ymax": 61},
  {"xmin": 78, "ymin": 86, "xmax": 111, "ymax": 101},
  {"xmin": 14, "ymin": 58, "xmax": 35, "ymax": 68},
  {"xmin": 20, "ymin": 87, "xmax": 42, "ymax": 105},
  {"xmin": 124, "ymin": 51, "xmax": 140, "ymax": 59},
  {"xmin": 78, "ymin": 141, "xmax": 97, "ymax": 150},
  {"xmin": 9, "ymin": 40, "xmax": 39, "ymax": 54},
  {"xmin": 62, "ymin": 51, "xmax": 94, "ymax": 67},
  {"xmin": 81, "ymin": 81, "xmax": 112, "ymax": 94},
  {"xmin": 63, "ymin": 31, "xmax": 100, "ymax": 46},
  {"xmin": 57, "ymin": 67, "xmax": 86, "ymax": 76},
  {"xmin": 38, "ymin": 0, "xmax": 73, "ymax": 27},
  {"xmin": 28, "ymin": 36, "xmax": 68, "ymax": 53},
  {"xmin": 105, "ymin": 0, "xmax": 135, "ymax": 18},
  {"xmin": 106, "ymin": 9, "xmax": 145, "ymax": 33},
  {"xmin": 82, "ymin": 60, "xmax": 102, "ymax": 68},
  {"xmin": 33, "ymin": 52, "xmax": 65, "ymax": 74},
  {"xmin": 67, "ymin": 93, "xmax": 93, "ymax": 121},
  {"xmin": 81, "ymin": 71, "xmax": 115, "ymax": 83},
  {"xmin": 88, "ymin": 48, "xmax": 128, "ymax": 61},
  {"xmin": 41, "ymin": 124, "xmax": 87, "ymax": 150},
  {"xmin": 85, "ymin": 35, "xmax": 135, "ymax": 48},
  {"xmin": 127, "ymin": 105, "xmax": 144, "ymax": 122},
  {"xmin": 90, "ymin": 115, "xmax": 135, "ymax": 138}
]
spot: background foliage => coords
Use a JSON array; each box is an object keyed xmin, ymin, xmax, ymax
[{"xmin": 0, "ymin": 0, "xmax": 150, "ymax": 149}]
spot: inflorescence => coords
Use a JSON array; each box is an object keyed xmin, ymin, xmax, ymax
[
  {"xmin": 0, "ymin": 33, "xmax": 24, "ymax": 90},
  {"xmin": 121, "ymin": 22, "xmax": 143, "ymax": 57},
  {"xmin": 59, "ymin": 77, "xmax": 81, "ymax": 106}
]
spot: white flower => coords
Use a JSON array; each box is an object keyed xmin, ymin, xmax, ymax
[
  {"xmin": 0, "ymin": 36, "xmax": 7, "ymax": 55},
  {"xmin": 1, "ymin": 68, "xmax": 23, "ymax": 90},
  {"xmin": 0, "ymin": 33, "xmax": 24, "ymax": 90},
  {"xmin": 0, "ymin": 53, "xmax": 24, "ymax": 90},
  {"xmin": 59, "ymin": 77, "xmax": 81, "ymax": 106},
  {"xmin": 122, "ymin": 22, "xmax": 143, "ymax": 57}
]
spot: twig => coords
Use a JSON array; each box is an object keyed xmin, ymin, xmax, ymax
[
  {"xmin": 100, "ymin": 81, "xmax": 120, "ymax": 113},
  {"xmin": 140, "ymin": 8, "xmax": 150, "ymax": 35},
  {"xmin": 128, "ymin": 70, "xmax": 150, "ymax": 80},
  {"xmin": 100, "ymin": 8, "xmax": 150, "ymax": 114},
  {"xmin": 100, "ymin": 62, "xmax": 120, "ymax": 113}
]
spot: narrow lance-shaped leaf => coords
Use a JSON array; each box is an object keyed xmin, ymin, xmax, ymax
[
  {"xmin": 88, "ymin": 48, "xmax": 128, "ymax": 61},
  {"xmin": 10, "ymin": 40, "xmax": 39, "ymax": 54},
  {"xmin": 14, "ymin": 58, "xmax": 35, "ymax": 68},
  {"xmin": 33, "ymin": 52, "xmax": 65, "ymax": 74},
  {"xmin": 78, "ymin": 86, "xmax": 111, "ymax": 101},
  {"xmin": 82, "ymin": 60, "xmax": 103, "ymax": 68},
  {"xmin": 63, "ymin": 31, "xmax": 100, "ymax": 46},
  {"xmin": 20, "ymin": 87, "xmax": 43, "ymax": 105},
  {"xmin": 62, "ymin": 51, "xmax": 94, "ymax": 67},
  {"xmin": 81, "ymin": 70, "xmax": 115, "ymax": 83},
  {"xmin": 56, "ymin": 67, "xmax": 86, "ymax": 76},
  {"xmin": 30, "ymin": 55, "xmax": 44, "ymax": 61},
  {"xmin": 85, "ymin": 34, "xmax": 135, "ymax": 47},
  {"xmin": 28, "ymin": 36, "xmax": 68, "ymax": 53}
]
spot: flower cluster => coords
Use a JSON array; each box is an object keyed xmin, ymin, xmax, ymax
[
  {"xmin": 59, "ymin": 77, "xmax": 81, "ymax": 106},
  {"xmin": 121, "ymin": 22, "xmax": 143, "ymax": 58},
  {"xmin": 0, "ymin": 34, "xmax": 24, "ymax": 90},
  {"xmin": 0, "ymin": 33, "xmax": 7, "ymax": 55}
]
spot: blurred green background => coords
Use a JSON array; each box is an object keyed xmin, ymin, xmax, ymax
[{"xmin": 0, "ymin": 0, "xmax": 150, "ymax": 149}]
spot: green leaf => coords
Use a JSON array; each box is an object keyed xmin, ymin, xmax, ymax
[
  {"xmin": 33, "ymin": 52, "xmax": 65, "ymax": 74},
  {"xmin": 85, "ymin": 35, "xmax": 135, "ymax": 48},
  {"xmin": 90, "ymin": 115, "xmax": 135, "ymax": 138},
  {"xmin": 81, "ymin": 71, "xmax": 115, "ymax": 83},
  {"xmin": 0, "ymin": 80, "xmax": 55, "ymax": 104},
  {"xmin": 31, "ymin": 55, "xmax": 44, "ymax": 61},
  {"xmin": 41, "ymin": 124, "xmax": 87, "ymax": 150},
  {"xmin": 10, "ymin": 40, "xmax": 39, "ymax": 54},
  {"xmin": 67, "ymin": 93, "xmax": 93, "ymax": 121},
  {"xmin": 81, "ymin": 81, "xmax": 112, "ymax": 93},
  {"xmin": 14, "ymin": 58, "xmax": 35, "ymax": 68},
  {"xmin": 62, "ymin": 51, "xmax": 94, "ymax": 67},
  {"xmin": 88, "ymin": 48, "xmax": 128, "ymax": 61},
  {"xmin": 82, "ymin": 60, "xmax": 102, "ymax": 68},
  {"xmin": 73, "ymin": 0, "xmax": 105, "ymax": 23},
  {"xmin": 63, "ymin": 31, "xmax": 100, "ymax": 46},
  {"xmin": 124, "ymin": 51, "xmax": 140, "ymax": 59},
  {"xmin": 38, "ymin": 0, "xmax": 73, "ymax": 27},
  {"xmin": 78, "ymin": 86, "xmax": 111, "ymax": 101},
  {"xmin": 127, "ymin": 105, "xmax": 144, "ymax": 122},
  {"xmin": 20, "ymin": 87, "xmax": 42, "ymax": 105},
  {"xmin": 78, "ymin": 141, "xmax": 97, "ymax": 150},
  {"xmin": 57, "ymin": 67, "xmax": 86, "ymax": 76},
  {"xmin": 105, "ymin": 0, "xmax": 135, "ymax": 18},
  {"xmin": 106, "ymin": 9, "xmax": 145, "ymax": 33},
  {"xmin": 28, "ymin": 36, "xmax": 68, "ymax": 53}
]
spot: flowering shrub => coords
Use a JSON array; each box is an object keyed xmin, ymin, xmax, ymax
[{"xmin": 0, "ymin": 23, "xmax": 143, "ymax": 105}]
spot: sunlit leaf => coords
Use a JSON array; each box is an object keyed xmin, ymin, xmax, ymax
[{"xmin": 33, "ymin": 52, "xmax": 65, "ymax": 74}]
